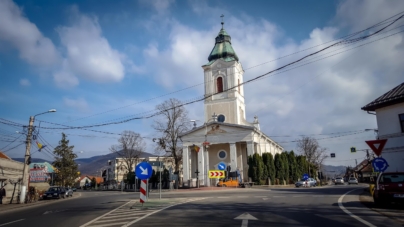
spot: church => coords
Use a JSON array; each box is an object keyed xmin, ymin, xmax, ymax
[{"xmin": 180, "ymin": 20, "xmax": 284, "ymax": 187}]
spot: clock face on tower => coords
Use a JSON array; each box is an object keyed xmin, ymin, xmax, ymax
[{"xmin": 217, "ymin": 114, "xmax": 225, "ymax": 122}]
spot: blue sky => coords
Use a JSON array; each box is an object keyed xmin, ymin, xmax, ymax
[{"xmin": 1, "ymin": 0, "xmax": 403, "ymax": 167}]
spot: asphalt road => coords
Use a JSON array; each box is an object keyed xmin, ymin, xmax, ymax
[{"xmin": 0, "ymin": 184, "xmax": 402, "ymax": 227}]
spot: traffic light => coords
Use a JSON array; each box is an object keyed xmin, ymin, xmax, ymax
[{"xmin": 350, "ymin": 147, "xmax": 356, "ymax": 153}]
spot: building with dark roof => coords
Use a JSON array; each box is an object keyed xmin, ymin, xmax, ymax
[{"xmin": 361, "ymin": 82, "xmax": 404, "ymax": 172}]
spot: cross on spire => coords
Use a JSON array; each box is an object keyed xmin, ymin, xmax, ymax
[{"xmin": 221, "ymin": 14, "xmax": 224, "ymax": 29}]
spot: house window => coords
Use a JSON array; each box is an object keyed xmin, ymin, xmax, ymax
[
  {"xmin": 400, "ymin": 113, "xmax": 404, "ymax": 133},
  {"xmin": 238, "ymin": 79, "xmax": 240, "ymax": 94},
  {"xmin": 217, "ymin": 77, "xmax": 223, "ymax": 93}
]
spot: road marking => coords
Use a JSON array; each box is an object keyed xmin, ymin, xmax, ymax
[
  {"xmin": 262, "ymin": 198, "xmax": 269, "ymax": 200},
  {"xmin": 293, "ymin": 196, "xmax": 303, "ymax": 197},
  {"xmin": 235, "ymin": 213, "xmax": 258, "ymax": 227},
  {"xmin": 217, "ymin": 197, "xmax": 230, "ymax": 198},
  {"xmin": 338, "ymin": 189, "xmax": 376, "ymax": 227},
  {"xmin": 273, "ymin": 196, "xmax": 285, "ymax": 197},
  {"xmin": 254, "ymin": 196, "xmax": 267, "ymax": 198},
  {"xmin": 123, "ymin": 198, "xmax": 206, "ymax": 226},
  {"xmin": 79, "ymin": 200, "xmax": 133, "ymax": 227},
  {"xmin": 237, "ymin": 196, "xmax": 248, "ymax": 198},
  {"xmin": 0, "ymin": 219, "xmax": 25, "ymax": 226}
]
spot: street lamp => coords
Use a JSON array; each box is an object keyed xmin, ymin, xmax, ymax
[{"xmin": 20, "ymin": 109, "xmax": 56, "ymax": 203}]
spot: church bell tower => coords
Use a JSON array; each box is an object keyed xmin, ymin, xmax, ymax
[{"xmin": 202, "ymin": 18, "xmax": 246, "ymax": 125}]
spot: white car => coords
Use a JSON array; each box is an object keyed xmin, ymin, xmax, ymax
[
  {"xmin": 335, "ymin": 177, "xmax": 344, "ymax": 185},
  {"xmin": 348, "ymin": 177, "xmax": 358, "ymax": 185}
]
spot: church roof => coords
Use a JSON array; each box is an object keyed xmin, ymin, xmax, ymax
[
  {"xmin": 205, "ymin": 24, "xmax": 239, "ymax": 65},
  {"xmin": 361, "ymin": 82, "xmax": 404, "ymax": 111}
]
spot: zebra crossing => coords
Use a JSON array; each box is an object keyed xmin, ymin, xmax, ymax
[{"xmin": 80, "ymin": 198, "xmax": 206, "ymax": 227}]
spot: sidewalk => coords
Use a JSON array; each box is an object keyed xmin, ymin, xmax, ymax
[{"xmin": 359, "ymin": 189, "xmax": 404, "ymax": 223}]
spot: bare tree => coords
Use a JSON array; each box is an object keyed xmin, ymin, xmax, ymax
[
  {"xmin": 152, "ymin": 98, "xmax": 191, "ymax": 174},
  {"xmin": 110, "ymin": 130, "xmax": 145, "ymax": 173},
  {"xmin": 296, "ymin": 136, "xmax": 328, "ymax": 174}
]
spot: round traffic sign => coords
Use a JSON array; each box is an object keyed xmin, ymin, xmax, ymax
[
  {"xmin": 372, "ymin": 157, "xmax": 389, "ymax": 172},
  {"xmin": 218, "ymin": 162, "xmax": 226, "ymax": 170},
  {"xmin": 135, "ymin": 162, "xmax": 153, "ymax": 180}
]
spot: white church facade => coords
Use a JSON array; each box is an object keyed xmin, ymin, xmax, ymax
[{"xmin": 180, "ymin": 21, "xmax": 284, "ymax": 187}]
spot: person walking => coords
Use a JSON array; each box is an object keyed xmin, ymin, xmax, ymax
[{"xmin": 0, "ymin": 183, "xmax": 6, "ymax": 204}]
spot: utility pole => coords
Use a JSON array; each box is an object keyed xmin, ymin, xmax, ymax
[
  {"xmin": 20, "ymin": 116, "xmax": 34, "ymax": 204},
  {"xmin": 159, "ymin": 157, "xmax": 162, "ymax": 200}
]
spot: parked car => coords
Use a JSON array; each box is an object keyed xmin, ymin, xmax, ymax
[
  {"xmin": 65, "ymin": 187, "xmax": 73, "ymax": 197},
  {"xmin": 295, "ymin": 178, "xmax": 317, "ymax": 187},
  {"xmin": 71, "ymin": 187, "xmax": 77, "ymax": 192},
  {"xmin": 348, "ymin": 177, "xmax": 358, "ymax": 185},
  {"xmin": 43, "ymin": 186, "xmax": 66, "ymax": 199},
  {"xmin": 373, "ymin": 172, "xmax": 404, "ymax": 205}
]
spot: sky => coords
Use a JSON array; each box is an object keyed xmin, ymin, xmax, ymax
[{"xmin": 1, "ymin": 0, "xmax": 403, "ymax": 168}]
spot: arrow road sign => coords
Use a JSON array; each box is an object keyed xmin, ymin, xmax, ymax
[
  {"xmin": 208, "ymin": 170, "xmax": 225, "ymax": 179},
  {"xmin": 372, "ymin": 157, "xmax": 389, "ymax": 172},
  {"xmin": 365, "ymin": 139, "xmax": 388, "ymax": 156},
  {"xmin": 234, "ymin": 212, "xmax": 258, "ymax": 227},
  {"xmin": 135, "ymin": 162, "xmax": 152, "ymax": 180},
  {"xmin": 218, "ymin": 162, "xmax": 226, "ymax": 170}
]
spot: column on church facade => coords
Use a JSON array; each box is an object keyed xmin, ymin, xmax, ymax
[
  {"xmin": 246, "ymin": 141, "xmax": 254, "ymax": 156},
  {"xmin": 182, "ymin": 145, "xmax": 190, "ymax": 185},
  {"xmin": 229, "ymin": 142, "xmax": 237, "ymax": 171},
  {"xmin": 197, "ymin": 147, "xmax": 205, "ymax": 186},
  {"xmin": 204, "ymin": 147, "xmax": 210, "ymax": 186}
]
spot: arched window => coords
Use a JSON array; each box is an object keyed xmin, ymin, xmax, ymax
[{"xmin": 217, "ymin": 77, "xmax": 223, "ymax": 93}]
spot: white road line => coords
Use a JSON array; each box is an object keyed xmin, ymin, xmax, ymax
[
  {"xmin": 123, "ymin": 198, "xmax": 205, "ymax": 226},
  {"xmin": 217, "ymin": 197, "xmax": 230, "ymax": 198},
  {"xmin": 237, "ymin": 196, "xmax": 248, "ymax": 198},
  {"xmin": 337, "ymin": 189, "xmax": 376, "ymax": 227},
  {"xmin": 87, "ymin": 221, "xmax": 129, "ymax": 227},
  {"xmin": 254, "ymin": 196, "xmax": 267, "ymax": 198},
  {"xmin": 273, "ymin": 196, "xmax": 285, "ymax": 197},
  {"xmin": 0, "ymin": 219, "xmax": 25, "ymax": 226},
  {"xmin": 79, "ymin": 200, "xmax": 133, "ymax": 227}
]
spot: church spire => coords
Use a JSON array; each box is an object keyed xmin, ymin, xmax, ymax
[{"xmin": 206, "ymin": 15, "xmax": 239, "ymax": 62}]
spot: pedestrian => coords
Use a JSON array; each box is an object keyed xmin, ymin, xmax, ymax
[{"xmin": 0, "ymin": 183, "xmax": 6, "ymax": 204}]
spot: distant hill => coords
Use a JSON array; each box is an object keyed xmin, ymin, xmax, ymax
[
  {"xmin": 13, "ymin": 158, "xmax": 51, "ymax": 163},
  {"xmin": 77, "ymin": 152, "xmax": 154, "ymax": 175},
  {"xmin": 322, "ymin": 165, "xmax": 347, "ymax": 177}
]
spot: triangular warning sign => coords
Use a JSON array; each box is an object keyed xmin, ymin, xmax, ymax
[{"xmin": 365, "ymin": 139, "xmax": 387, "ymax": 157}]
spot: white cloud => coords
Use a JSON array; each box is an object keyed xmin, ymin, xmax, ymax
[
  {"xmin": 19, "ymin": 79, "xmax": 30, "ymax": 86},
  {"xmin": 56, "ymin": 6, "xmax": 125, "ymax": 83},
  {"xmin": 135, "ymin": 0, "xmax": 404, "ymax": 159},
  {"xmin": 63, "ymin": 97, "xmax": 89, "ymax": 112},
  {"xmin": 0, "ymin": 0, "xmax": 59, "ymax": 67}
]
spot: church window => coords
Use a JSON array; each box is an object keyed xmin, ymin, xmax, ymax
[
  {"xmin": 217, "ymin": 77, "xmax": 223, "ymax": 93},
  {"xmin": 217, "ymin": 114, "xmax": 225, "ymax": 123},
  {"xmin": 217, "ymin": 150, "xmax": 227, "ymax": 160}
]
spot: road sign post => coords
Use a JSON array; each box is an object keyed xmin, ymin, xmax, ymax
[{"xmin": 135, "ymin": 162, "xmax": 153, "ymax": 204}]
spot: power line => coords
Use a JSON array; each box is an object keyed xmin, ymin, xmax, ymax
[{"xmin": 50, "ymin": 11, "xmax": 404, "ymax": 124}]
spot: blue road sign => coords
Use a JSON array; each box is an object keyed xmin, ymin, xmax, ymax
[
  {"xmin": 135, "ymin": 162, "xmax": 152, "ymax": 180},
  {"xmin": 218, "ymin": 162, "xmax": 226, "ymax": 171},
  {"xmin": 302, "ymin": 173, "xmax": 309, "ymax": 180},
  {"xmin": 372, "ymin": 157, "xmax": 389, "ymax": 172}
]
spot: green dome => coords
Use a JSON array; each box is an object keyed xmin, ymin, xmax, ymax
[{"xmin": 207, "ymin": 28, "xmax": 239, "ymax": 63}]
